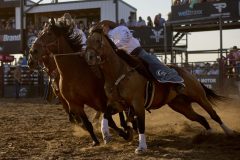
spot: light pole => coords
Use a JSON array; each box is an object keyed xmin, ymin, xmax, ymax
[
  {"xmin": 20, "ymin": 0, "xmax": 24, "ymax": 53},
  {"xmin": 114, "ymin": 0, "xmax": 119, "ymax": 23}
]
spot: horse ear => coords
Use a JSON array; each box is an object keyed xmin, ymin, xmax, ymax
[{"xmin": 50, "ymin": 17, "xmax": 55, "ymax": 26}]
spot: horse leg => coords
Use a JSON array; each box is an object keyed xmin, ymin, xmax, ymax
[
  {"xmin": 133, "ymin": 104, "xmax": 147, "ymax": 154},
  {"xmin": 168, "ymin": 96, "xmax": 212, "ymax": 133},
  {"xmin": 102, "ymin": 108, "xmax": 131, "ymax": 143},
  {"xmin": 59, "ymin": 96, "xmax": 82, "ymax": 125},
  {"xmin": 79, "ymin": 112, "xmax": 100, "ymax": 146},
  {"xmin": 118, "ymin": 112, "xmax": 134, "ymax": 139},
  {"xmin": 197, "ymin": 98, "xmax": 234, "ymax": 136},
  {"xmin": 70, "ymin": 104, "xmax": 99, "ymax": 146},
  {"xmin": 119, "ymin": 112, "xmax": 128, "ymax": 130}
]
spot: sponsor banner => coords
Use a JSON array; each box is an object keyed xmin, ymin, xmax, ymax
[
  {"xmin": 196, "ymin": 75, "xmax": 219, "ymax": 90},
  {"xmin": 171, "ymin": 0, "xmax": 240, "ymax": 21},
  {"xmin": 0, "ymin": 30, "xmax": 21, "ymax": 54},
  {"xmin": 0, "ymin": 54, "xmax": 14, "ymax": 62},
  {"xmin": 130, "ymin": 27, "xmax": 172, "ymax": 49}
]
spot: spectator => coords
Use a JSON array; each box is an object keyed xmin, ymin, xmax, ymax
[
  {"xmin": 78, "ymin": 21, "xmax": 87, "ymax": 32},
  {"xmin": 146, "ymin": 16, "xmax": 153, "ymax": 27},
  {"xmin": 136, "ymin": 16, "xmax": 146, "ymax": 27},
  {"xmin": 154, "ymin": 14, "xmax": 160, "ymax": 28},
  {"xmin": 5, "ymin": 20, "xmax": 12, "ymax": 30},
  {"xmin": 21, "ymin": 55, "xmax": 28, "ymax": 66},
  {"xmin": 193, "ymin": 63, "xmax": 204, "ymax": 75},
  {"xmin": 173, "ymin": 0, "xmax": 181, "ymax": 5},
  {"xmin": 154, "ymin": 13, "xmax": 166, "ymax": 28},
  {"xmin": 119, "ymin": 18, "xmax": 127, "ymax": 26},
  {"xmin": 0, "ymin": 20, "xmax": 5, "ymax": 30},
  {"xmin": 182, "ymin": 0, "xmax": 190, "ymax": 4},
  {"xmin": 149, "ymin": 48, "xmax": 156, "ymax": 57},
  {"xmin": 229, "ymin": 46, "xmax": 240, "ymax": 78},
  {"xmin": 126, "ymin": 16, "xmax": 136, "ymax": 27},
  {"xmin": 225, "ymin": 46, "xmax": 240, "ymax": 68},
  {"xmin": 203, "ymin": 62, "xmax": 211, "ymax": 75},
  {"xmin": 13, "ymin": 65, "xmax": 22, "ymax": 99},
  {"xmin": 207, "ymin": 63, "xmax": 219, "ymax": 75},
  {"xmin": 158, "ymin": 13, "xmax": 166, "ymax": 27}
]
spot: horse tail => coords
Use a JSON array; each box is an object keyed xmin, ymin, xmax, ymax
[{"xmin": 201, "ymin": 82, "xmax": 229, "ymax": 105}]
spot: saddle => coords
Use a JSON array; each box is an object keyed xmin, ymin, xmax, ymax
[{"xmin": 116, "ymin": 48, "xmax": 184, "ymax": 85}]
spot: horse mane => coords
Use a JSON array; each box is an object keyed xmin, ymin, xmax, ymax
[{"xmin": 50, "ymin": 19, "xmax": 83, "ymax": 52}]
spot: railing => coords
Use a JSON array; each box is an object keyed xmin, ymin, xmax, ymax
[{"xmin": 1, "ymin": 65, "xmax": 45, "ymax": 98}]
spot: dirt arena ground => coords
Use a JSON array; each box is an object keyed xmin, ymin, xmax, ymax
[{"xmin": 0, "ymin": 98, "xmax": 240, "ymax": 160}]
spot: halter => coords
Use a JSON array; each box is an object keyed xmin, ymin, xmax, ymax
[{"xmin": 86, "ymin": 31, "xmax": 114, "ymax": 66}]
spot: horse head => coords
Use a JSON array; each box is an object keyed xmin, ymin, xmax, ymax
[
  {"xmin": 85, "ymin": 28, "xmax": 117, "ymax": 66},
  {"xmin": 28, "ymin": 16, "xmax": 81, "ymax": 74},
  {"xmin": 28, "ymin": 19, "xmax": 60, "ymax": 72}
]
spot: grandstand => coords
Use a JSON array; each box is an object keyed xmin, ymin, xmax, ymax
[{"xmin": 0, "ymin": 0, "xmax": 239, "ymax": 97}]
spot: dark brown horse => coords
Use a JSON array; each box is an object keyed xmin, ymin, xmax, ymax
[
  {"xmin": 85, "ymin": 29, "xmax": 234, "ymax": 154},
  {"xmin": 28, "ymin": 19, "xmax": 132, "ymax": 146},
  {"xmin": 28, "ymin": 48, "xmax": 84, "ymax": 124}
]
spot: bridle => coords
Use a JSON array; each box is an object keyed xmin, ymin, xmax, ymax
[{"xmin": 85, "ymin": 31, "xmax": 109, "ymax": 66}]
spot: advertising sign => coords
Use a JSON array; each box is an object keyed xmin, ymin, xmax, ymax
[
  {"xmin": 130, "ymin": 27, "xmax": 172, "ymax": 49},
  {"xmin": 0, "ymin": 30, "xmax": 21, "ymax": 54},
  {"xmin": 196, "ymin": 75, "xmax": 219, "ymax": 90},
  {"xmin": 171, "ymin": 0, "xmax": 240, "ymax": 21}
]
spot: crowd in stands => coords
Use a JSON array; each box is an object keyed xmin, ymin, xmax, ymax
[
  {"xmin": 223, "ymin": 46, "xmax": 240, "ymax": 79},
  {"xmin": 0, "ymin": 18, "xmax": 15, "ymax": 30},
  {"xmin": 24, "ymin": 13, "xmax": 167, "ymax": 39},
  {"xmin": 115, "ymin": 14, "xmax": 166, "ymax": 28},
  {"xmin": 191, "ymin": 62, "xmax": 219, "ymax": 76}
]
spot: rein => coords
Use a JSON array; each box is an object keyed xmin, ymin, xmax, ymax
[
  {"xmin": 114, "ymin": 65, "xmax": 139, "ymax": 86},
  {"xmin": 50, "ymin": 51, "xmax": 85, "ymax": 57}
]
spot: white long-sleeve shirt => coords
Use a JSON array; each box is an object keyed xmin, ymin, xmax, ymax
[
  {"xmin": 73, "ymin": 26, "xmax": 87, "ymax": 49},
  {"xmin": 108, "ymin": 26, "xmax": 140, "ymax": 54}
]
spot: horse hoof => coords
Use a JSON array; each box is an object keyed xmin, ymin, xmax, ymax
[
  {"xmin": 104, "ymin": 136, "xmax": 112, "ymax": 144},
  {"xmin": 135, "ymin": 147, "xmax": 147, "ymax": 155},
  {"xmin": 92, "ymin": 141, "xmax": 100, "ymax": 147},
  {"xmin": 126, "ymin": 127, "xmax": 134, "ymax": 141},
  {"xmin": 118, "ymin": 129, "xmax": 128, "ymax": 140}
]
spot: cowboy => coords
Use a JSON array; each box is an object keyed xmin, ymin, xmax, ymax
[{"xmin": 99, "ymin": 20, "xmax": 185, "ymax": 93}]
